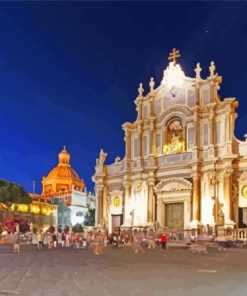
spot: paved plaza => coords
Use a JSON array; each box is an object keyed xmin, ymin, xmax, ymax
[{"xmin": 0, "ymin": 246, "xmax": 247, "ymax": 296}]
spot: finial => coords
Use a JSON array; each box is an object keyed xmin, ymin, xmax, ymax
[
  {"xmin": 63, "ymin": 145, "xmax": 66, "ymax": 150},
  {"xmin": 138, "ymin": 83, "xmax": 144, "ymax": 96},
  {"xmin": 209, "ymin": 61, "xmax": 216, "ymax": 77},
  {"xmin": 149, "ymin": 77, "xmax": 155, "ymax": 92},
  {"xmin": 194, "ymin": 63, "xmax": 202, "ymax": 80},
  {"xmin": 168, "ymin": 48, "xmax": 181, "ymax": 64}
]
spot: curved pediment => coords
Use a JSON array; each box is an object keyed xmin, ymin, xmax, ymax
[
  {"xmin": 157, "ymin": 105, "xmax": 193, "ymax": 125},
  {"xmin": 154, "ymin": 178, "xmax": 192, "ymax": 194}
]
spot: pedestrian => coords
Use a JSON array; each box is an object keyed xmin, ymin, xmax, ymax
[
  {"xmin": 65, "ymin": 232, "xmax": 70, "ymax": 247},
  {"xmin": 57, "ymin": 231, "xmax": 62, "ymax": 246},
  {"xmin": 13, "ymin": 232, "xmax": 20, "ymax": 254},
  {"xmin": 32, "ymin": 232, "xmax": 38, "ymax": 247},
  {"xmin": 147, "ymin": 229, "xmax": 156, "ymax": 250},
  {"xmin": 47, "ymin": 232, "xmax": 53, "ymax": 249},
  {"xmin": 52, "ymin": 232, "xmax": 57, "ymax": 248},
  {"xmin": 132, "ymin": 230, "xmax": 145, "ymax": 254},
  {"xmin": 37, "ymin": 231, "xmax": 44, "ymax": 250},
  {"xmin": 160, "ymin": 233, "xmax": 167, "ymax": 251},
  {"xmin": 112, "ymin": 233, "xmax": 118, "ymax": 248},
  {"xmin": 61, "ymin": 232, "xmax": 66, "ymax": 247}
]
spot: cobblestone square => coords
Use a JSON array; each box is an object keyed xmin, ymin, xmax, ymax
[{"xmin": 0, "ymin": 246, "xmax": 247, "ymax": 296}]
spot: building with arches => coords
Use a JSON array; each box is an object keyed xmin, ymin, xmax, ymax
[{"xmin": 93, "ymin": 50, "xmax": 247, "ymax": 234}]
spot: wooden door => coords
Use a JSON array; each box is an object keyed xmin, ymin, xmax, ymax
[{"xmin": 165, "ymin": 203, "xmax": 184, "ymax": 230}]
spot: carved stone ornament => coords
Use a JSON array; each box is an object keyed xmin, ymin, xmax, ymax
[
  {"xmin": 134, "ymin": 181, "xmax": 143, "ymax": 193},
  {"xmin": 98, "ymin": 149, "xmax": 107, "ymax": 165},
  {"xmin": 154, "ymin": 178, "xmax": 192, "ymax": 194}
]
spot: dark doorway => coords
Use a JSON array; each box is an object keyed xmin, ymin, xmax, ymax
[{"xmin": 112, "ymin": 215, "xmax": 123, "ymax": 233}]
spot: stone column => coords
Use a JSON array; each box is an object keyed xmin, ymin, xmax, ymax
[
  {"xmin": 157, "ymin": 198, "xmax": 164, "ymax": 227},
  {"xmin": 102, "ymin": 186, "xmax": 108, "ymax": 228},
  {"xmin": 137, "ymin": 127, "xmax": 142, "ymax": 168},
  {"xmin": 149, "ymin": 127, "xmax": 154, "ymax": 156},
  {"xmin": 137, "ymin": 128, "xmax": 142, "ymax": 158},
  {"xmin": 124, "ymin": 131, "xmax": 131, "ymax": 160},
  {"xmin": 123, "ymin": 181, "xmax": 131, "ymax": 225},
  {"xmin": 97, "ymin": 185, "xmax": 104, "ymax": 225},
  {"xmin": 209, "ymin": 110, "xmax": 214, "ymax": 145},
  {"xmin": 147, "ymin": 179, "xmax": 155, "ymax": 223},
  {"xmin": 224, "ymin": 169, "xmax": 234, "ymax": 226},
  {"xmin": 192, "ymin": 175, "xmax": 201, "ymax": 224}
]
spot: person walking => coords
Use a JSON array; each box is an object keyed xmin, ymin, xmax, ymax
[
  {"xmin": 61, "ymin": 232, "xmax": 66, "ymax": 247},
  {"xmin": 37, "ymin": 231, "xmax": 44, "ymax": 250},
  {"xmin": 160, "ymin": 233, "xmax": 167, "ymax": 251},
  {"xmin": 147, "ymin": 229, "xmax": 156, "ymax": 250},
  {"xmin": 13, "ymin": 232, "xmax": 20, "ymax": 253},
  {"xmin": 52, "ymin": 232, "xmax": 57, "ymax": 248},
  {"xmin": 132, "ymin": 230, "xmax": 145, "ymax": 254}
]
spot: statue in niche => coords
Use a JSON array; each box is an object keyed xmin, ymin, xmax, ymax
[{"xmin": 163, "ymin": 118, "xmax": 185, "ymax": 155}]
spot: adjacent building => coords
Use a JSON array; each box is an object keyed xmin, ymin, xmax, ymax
[{"xmin": 41, "ymin": 146, "xmax": 95, "ymax": 226}]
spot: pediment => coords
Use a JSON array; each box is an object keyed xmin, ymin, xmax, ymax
[{"xmin": 154, "ymin": 178, "xmax": 192, "ymax": 194}]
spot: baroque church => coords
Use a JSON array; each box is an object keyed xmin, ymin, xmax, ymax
[
  {"xmin": 40, "ymin": 146, "xmax": 95, "ymax": 226},
  {"xmin": 93, "ymin": 49, "xmax": 247, "ymax": 234}
]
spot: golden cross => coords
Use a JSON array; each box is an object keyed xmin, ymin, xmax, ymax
[{"xmin": 168, "ymin": 48, "xmax": 181, "ymax": 63}]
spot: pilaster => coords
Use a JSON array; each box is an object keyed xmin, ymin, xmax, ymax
[{"xmin": 147, "ymin": 177, "xmax": 155, "ymax": 224}]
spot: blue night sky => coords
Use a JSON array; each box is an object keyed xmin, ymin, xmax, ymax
[{"xmin": 0, "ymin": 2, "xmax": 247, "ymax": 193}]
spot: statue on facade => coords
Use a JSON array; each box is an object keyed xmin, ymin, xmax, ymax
[
  {"xmin": 98, "ymin": 149, "xmax": 107, "ymax": 165},
  {"xmin": 138, "ymin": 83, "xmax": 144, "ymax": 96},
  {"xmin": 194, "ymin": 63, "xmax": 202, "ymax": 80},
  {"xmin": 209, "ymin": 61, "xmax": 216, "ymax": 77},
  {"xmin": 163, "ymin": 119, "xmax": 185, "ymax": 155},
  {"xmin": 149, "ymin": 77, "xmax": 155, "ymax": 92}
]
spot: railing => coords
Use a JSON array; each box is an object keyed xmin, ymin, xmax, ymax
[
  {"xmin": 232, "ymin": 228, "xmax": 247, "ymax": 242},
  {"xmin": 106, "ymin": 164, "xmax": 125, "ymax": 175},
  {"xmin": 157, "ymin": 152, "xmax": 192, "ymax": 167}
]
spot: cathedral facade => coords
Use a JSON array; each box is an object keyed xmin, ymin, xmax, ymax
[{"xmin": 93, "ymin": 49, "xmax": 247, "ymax": 234}]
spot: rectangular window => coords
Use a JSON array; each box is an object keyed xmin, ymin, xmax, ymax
[
  {"xmin": 203, "ymin": 88, "xmax": 210, "ymax": 105},
  {"xmin": 143, "ymin": 105, "xmax": 148, "ymax": 119},
  {"xmin": 143, "ymin": 135, "xmax": 148, "ymax": 157},
  {"xmin": 156, "ymin": 133, "xmax": 161, "ymax": 154},
  {"xmin": 133, "ymin": 138, "xmax": 139, "ymax": 158},
  {"xmin": 216, "ymin": 121, "xmax": 221, "ymax": 143},
  {"xmin": 155, "ymin": 99, "xmax": 161, "ymax": 116},
  {"xmin": 188, "ymin": 127, "xmax": 194, "ymax": 148},
  {"xmin": 204, "ymin": 123, "xmax": 209, "ymax": 146},
  {"xmin": 187, "ymin": 90, "xmax": 196, "ymax": 107}
]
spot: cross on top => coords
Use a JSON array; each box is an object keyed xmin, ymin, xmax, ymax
[{"xmin": 168, "ymin": 48, "xmax": 181, "ymax": 64}]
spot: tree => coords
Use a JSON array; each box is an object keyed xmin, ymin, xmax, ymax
[
  {"xmin": 0, "ymin": 179, "xmax": 31, "ymax": 207},
  {"xmin": 72, "ymin": 223, "xmax": 84, "ymax": 233},
  {"xmin": 83, "ymin": 208, "xmax": 95, "ymax": 226}
]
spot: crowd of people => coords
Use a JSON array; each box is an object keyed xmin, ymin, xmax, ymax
[{"xmin": 0, "ymin": 226, "xmax": 171, "ymax": 255}]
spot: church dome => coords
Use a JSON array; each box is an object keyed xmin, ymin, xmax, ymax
[
  {"xmin": 47, "ymin": 146, "xmax": 81, "ymax": 180},
  {"xmin": 47, "ymin": 165, "xmax": 81, "ymax": 180},
  {"xmin": 42, "ymin": 146, "xmax": 85, "ymax": 196}
]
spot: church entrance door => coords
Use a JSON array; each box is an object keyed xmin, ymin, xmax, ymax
[
  {"xmin": 111, "ymin": 215, "xmax": 123, "ymax": 233},
  {"xmin": 165, "ymin": 203, "xmax": 184, "ymax": 230}
]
